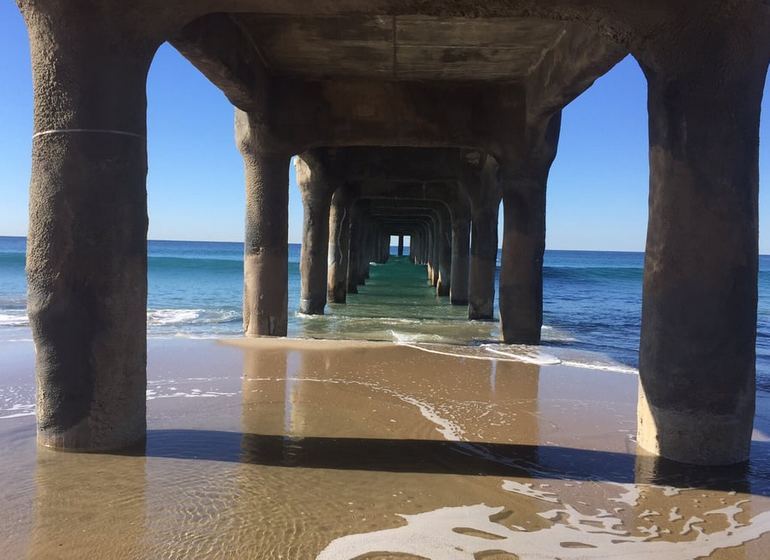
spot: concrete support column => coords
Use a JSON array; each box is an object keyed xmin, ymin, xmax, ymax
[
  {"xmin": 430, "ymin": 216, "xmax": 440, "ymax": 287},
  {"xmin": 360, "ymin": 226, "xmax": 371, "ymax": 282},
  {"xmin": 22, "ymin": 4, "xmax": 160, "ymax": 450},
  {"xmin": 382, "ymin": 232, "xmax": 390, "ymax": 262},
  {"xmin": 327, "ymin": 188, "xmax": 352, "ymax": 304},
  {"xmin": 421, "ymin": 228, "xmax": 428, "ymax": 264},
  {"xmin": 469, "ymin": 203, "xmax": 499, "ymax": 320},
  {"xmin": 420, "ymin": 226, "xmax": 429, "ymax": 266},
  {"xmin": 241, "ymin": 148, "xmax": 290, "ymax": 336},
  {"xmin": 500, "ymin": 175, "xmax": 547, "ymax": 343},
  {"xmin": 397, "ymin": 235, "xmax": 404, "ymax": 257},
  {"xmin": 450, "ymin": 215, "xmax": 471, "ymax": 306},
  {"xmin": 296, "ymin": 153, "xmax": 333, "ymax": 315},
  {"xmin": 347, "ymin": 210, "xmax": 362, "ymax": 293},
  {"xmin": 437, "ymin": 209, "xmax": 452, "ymax": 297},
  {"xmin": 499, "ymin": 115, "xmax": 560, "ymax": 344},
  {"xmin": 635, "ymin": 31, "xmax": 766, "ymax": 465},
  {"xmin": 465, "ymin": 157, "xmax": 501, "ymax": 321},
  {"xmin": 423, "ymin": 226, "xmax": 432, "ymax": 279}
]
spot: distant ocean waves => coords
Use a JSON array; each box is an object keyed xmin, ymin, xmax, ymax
[
  {"xmin": 0, "ymin": 294, "xmax": 26, "ymax": 328},
  {"xmin": 147, "ymin": 308, "xmax": 242, "ymax": 337},
  {"xmin": 0, "ymin": 306, "xmax": 243, "ymax": 335}
]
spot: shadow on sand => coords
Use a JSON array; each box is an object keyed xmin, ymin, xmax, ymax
[{"xmin": 117, "ymin": 429, "xmax": 770, "ymax": 496}]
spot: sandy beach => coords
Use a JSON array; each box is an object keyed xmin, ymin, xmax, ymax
[{"xmin": 1, "ymin": 336, "xmax": 770, "ymax": 559}]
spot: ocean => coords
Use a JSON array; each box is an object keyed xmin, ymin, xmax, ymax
[{"xmin": 2, "ymin": 235, "xmax": 770, "ymax": 393}]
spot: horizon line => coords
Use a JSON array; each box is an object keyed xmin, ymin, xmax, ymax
[
  {"xmin": 4, "ymin": 234, "xmax": 770, "ymax": 256},
  {"xmin": 0, "ymin": 233, "xmax": 683, "ymax": 254}
]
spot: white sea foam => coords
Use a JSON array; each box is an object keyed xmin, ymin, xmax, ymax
[
  {"xmin": 559, "ymin": 359, "xmax": 639, "ymax": 375},
  {"xmin": 390, "ymin": 391, "xmax": 463, "ymax": 440},
  {"xmin": 245, "ymin": 376, "xmax": 464, "ymax": 441},
  {"xmin": 389, "ymin": 330, "xmax": 453, "ymax": 344},
  {"xmin": 541, "ymin": 325, "xmax": 577, "ymax": 343},
  {"xmin": 393, "ymin": 336, "xmax": 639, "ymax": 376},
  {"xmin": 1, "ymin": 307, "xmax": 241, "ymax": 330},
  {"xmin": 145, "ymin": 389, "xmax": 237, "ymax": 400},
  {"xmin": 147, "ymin": 308, "xmax": 240, "ymax": 326},
  {"xmin": 145, "ymin": 377, "xmax": 237, "ymax": 400},
  {"xmin": 318, "ymin": 481, "xmax": 770, "ymax": 560},
  {"xmin": 501, "ymin": 481, "xmax": 560, "ymax": 503},
  {"xmin": 0, "ymin": 403, "xmax": 35, "ymax": 419},
  {"xmin": 148, "ymin": 309, "xmax": 201, "ymax": 325},
  {"xmin": 752, "ymin": 428, "xmax": 770, "ymax": 442},
  {"xmin": 481, "ymin": 344, "xmax": 562, "ymax": 365},
  {"xmin": 0, "ymin": 312, "xmax": 29, "ymax": 327}
]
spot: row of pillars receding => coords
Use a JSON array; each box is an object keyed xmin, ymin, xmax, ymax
[
  {"xmin": 18, "ymin": 1, "xmax": 768, "ymax": 469},
  {"xmin": 290, "ymin": 150, "xmax": 507, "ymax": 328},
  {"xmin": 298, "ymin": 179, "xmax": 482, "ymax": 320}
]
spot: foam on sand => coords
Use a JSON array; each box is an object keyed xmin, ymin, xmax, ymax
[
  {"xmin": 318, "ymin": 480, "xmax": 770, "ymax": 559},
  {"xmin": 393, "ymin": 338, "xmax": 561, "ymax": 366},
  {"xmin": 393, "ymin": 338, "xmax": 638, "ymax": 374},
  {"xmin": 245, "ymin": 375, "xmax": 465, "ymax": 441}
]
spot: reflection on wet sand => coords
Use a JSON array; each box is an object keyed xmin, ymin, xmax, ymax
[
  {"xmin": 30, "ymin": 450, "xmax": 148, "ymax": 558},
  {"xmin": 4, "ymin": 338, "xmax": 770, "ymax": 558}
]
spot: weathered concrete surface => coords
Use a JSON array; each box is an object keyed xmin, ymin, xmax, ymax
[
  {"xmin": 327, "ymin": 186, "xmax": 353, "ymax": 304},
  {"xmin": 462, "ymin": 155, "xmax": 501, "ymax": 321},
  {"xmin": 296, "ymin": 152, "xmax": 334, "ymax": 315},
  {"xmin": 169, "ymin": 11, "xmax": 623, "ymax": 154},
  {"xmin": 450, "ymin": 214, "xmax": 471, "ymax": 306},
  {"xmin": 499, "ymin": 114, "xmax": 561, "ymax": 344},
  {"xmin": 238, "ymin": 112, "xmax": 290, "ymax": 337},
  {"xmin": 634, "ymin": 14, "xmax": 769, "ymax": 465},
  {"xmin": 20, "ymin": 1, "xmax": 163, "ymax": 451},
  {"xmin": 499, "ymin": 177, "xmax": 547, "ymax": 343},
  {"xmin": 347, "ymin": 208, "xmax": 364, "ymax": 293},
  {"xmin": 360, "ymin": 226, "xmax": 371, "ymax": 283},
  {"xmin": 436, "ymin": 208, "xmax": 452, "ymax": 297}
]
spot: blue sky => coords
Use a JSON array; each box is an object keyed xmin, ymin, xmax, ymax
[{"xmin": 1, "ymin": 3, "xmax": 768, "ymax": 251}]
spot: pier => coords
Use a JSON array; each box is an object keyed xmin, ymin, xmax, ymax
[{"xmin": 15, "ymin": 0, "xmax": 770, "ymax": 466}]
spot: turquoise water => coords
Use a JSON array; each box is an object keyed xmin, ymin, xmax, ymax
[{"xmin": 2, "ymin": 236, "xmax": 770, "ymax": 392}]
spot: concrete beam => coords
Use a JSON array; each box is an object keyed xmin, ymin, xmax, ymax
[{"xmin": 170, "ymin": 13, "xmax": 269, "ymax": 111}]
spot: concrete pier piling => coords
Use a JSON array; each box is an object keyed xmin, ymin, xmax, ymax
[
  {"xmin": 634, "ymin": 23, "xmax": 768, "ymax": 465},
  {"xmin": 464, "ymin": 156, "xmax": 501, "ymax": 321},
  {"xmin": 327, "ymin": 188, "xmax": 353, "ymax": 304},
  {"xmin": 499, "ymin": 115, "xmax": 561, "ymax": 345},
  {"xmin": 296, "ymin": 152, "xmax": 333, "ymax": 315},
  {"xmin": 238, "ymin": 112, "xmax": 290, "ymax": 337},
  {"xmin": 450, "ymin": 214, "xmax": 470, "ymax": 306},
  {"xmin": 22, "ymin": 2, "xmax": 161, "ymax": 451}
]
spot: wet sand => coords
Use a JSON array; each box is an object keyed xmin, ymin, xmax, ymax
[{"xmin": 1, "ymin": 337, "xmax": 770, "ymax": 559}]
